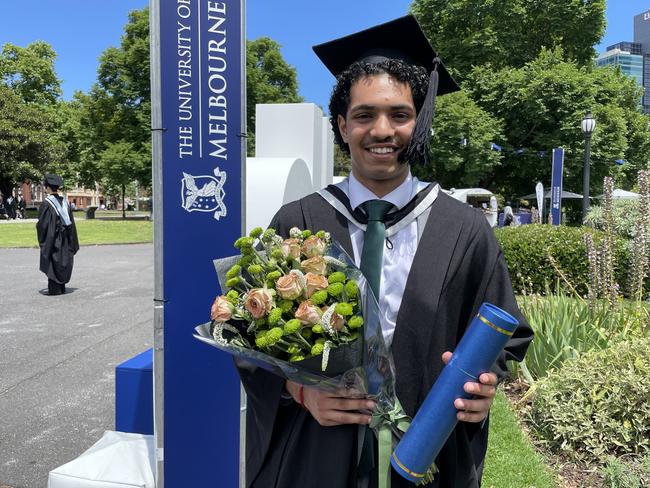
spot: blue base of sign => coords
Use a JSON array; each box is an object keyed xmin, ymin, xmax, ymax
[{"xmin": 115, "ymin": 348, "xmax": 153, "ymax": 435}]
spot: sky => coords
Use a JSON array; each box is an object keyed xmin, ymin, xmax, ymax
[{"xmin": 0, "ymin": 0, "xmax": 648, "ymax": 112}]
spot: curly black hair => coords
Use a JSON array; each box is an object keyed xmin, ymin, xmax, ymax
[{"xmin": 328, "ymin": 59, "xmax": 429, "ymax": 155}]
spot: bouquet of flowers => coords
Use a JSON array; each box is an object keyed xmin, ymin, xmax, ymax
[{"xmin": 194, "ymin": 226, "xmax": 436, "ymax": 486}]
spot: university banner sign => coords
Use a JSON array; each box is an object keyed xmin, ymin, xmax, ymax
[
  {"xmin": 150, "ymin": 1, "xmax": 245, "ymax": 486},
  {"xmin": 550, "ymin": 148, "xmax": 564, "ymax": 226}
]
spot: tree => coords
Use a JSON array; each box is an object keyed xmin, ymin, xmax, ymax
[
  {"xmin": 464, "ymin": 48, "xmax": 650, "ymax": 197},
  {"xmin": 0, "ymin": 41, "xmax": 61, "ymax": 104},
  {"xmin": 412, "ymin": 91, "xmax": 504, "ymax": 189},
  {"xmin": 0, "ymin": 85, "xmax": 64, "ymax": 197},
  {"xmin": 411, "ymin": 0, "xmax": 606, "ymax": 80},
  {"xmin": 96, "ymin": 141, "xmax": 150, "ymax": 218},
  {"xmin": 247, "ymin": 37, "xmax": 302, "ymax": 154}
]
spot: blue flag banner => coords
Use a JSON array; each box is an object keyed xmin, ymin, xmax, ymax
[
  {"xmin": 152, "ymin": 1, "xmax": 245, "ymax": 486},
  {"xmin": 551, "ymin": 148, "xmax": 564, "ymax": 226},
  {"xmin": 490, "ymin": 142, "xmax": 502, "ymax": 152},
  {"xmin": 615, "ymin": 159, "xmax": 625, "ymax": 165}
]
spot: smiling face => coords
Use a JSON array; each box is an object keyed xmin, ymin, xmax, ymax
[{"xmin": 337, "ymin": 73, "xmax": 415, "ymax": 197}]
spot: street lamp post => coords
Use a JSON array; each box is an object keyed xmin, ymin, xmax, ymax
[{"xmin": 581, "ymin": 113, "xmax": 596, "ymax": 221}]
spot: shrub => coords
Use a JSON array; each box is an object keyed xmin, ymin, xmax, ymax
[
  {"xmin": 495, "ymin": 224, "xmax": 629, "ymax": 296},
  {"xmin": 586, "ymin": 200, "xmax": 641, "ymax": 240},
  {"xmin": 527, "ymin": 336, "xmax": 650, "ymax": 463},
  {"xmin": 601, "ymin": 454, "xmax": 650, "ymax": 488}
]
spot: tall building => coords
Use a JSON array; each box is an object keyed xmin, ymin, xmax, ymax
[{"xmin": 597, "ymin": 9, "xmax": 650, "ymax": 113}]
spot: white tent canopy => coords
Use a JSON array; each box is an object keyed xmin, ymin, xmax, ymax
[{"xmin": 595, "ymin": 189, "xmax": 640, "ymax": 200}]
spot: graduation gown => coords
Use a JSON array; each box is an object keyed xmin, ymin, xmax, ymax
[
  {"xmin": 238, "ymin": 188, "xmax": 533, "ymax": 488},
  {"xmin": 36, "ymin": 195, "xmax": 80, "ymax": 284}
]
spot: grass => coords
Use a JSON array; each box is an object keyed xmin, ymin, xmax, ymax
[
  {"xmin": 0, "ymin": 220, "xmax": 153, "ymax": 248},
  {"xmin": 483, "ymin": 390, "xmax": 558, "ymax": 488}
]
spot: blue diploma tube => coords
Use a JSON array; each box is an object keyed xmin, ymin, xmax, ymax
[{"xmin": 391, "ymin": 303, "xmax": 519, "ymax": 483}]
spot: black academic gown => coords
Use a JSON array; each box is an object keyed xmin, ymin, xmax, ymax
[
  {"xmin": 238, "ymin": 189, "xmax": 533, "ymax": 488},
  {"xmin": 36, "ymin": 195, "xmax": 80, "ymax": 284}
]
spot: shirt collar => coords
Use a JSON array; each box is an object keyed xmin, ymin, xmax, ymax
[{"xmin": 348, "ymin": 171, "xmax": 415, "ymax": 211}]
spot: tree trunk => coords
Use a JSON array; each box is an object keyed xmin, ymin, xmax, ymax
[{"xmin": 122, "ymin": 184, "xmax": 126, "ymax": 219}]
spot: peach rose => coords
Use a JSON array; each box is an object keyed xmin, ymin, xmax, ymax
[
  {"xmin": 210, "ymin": 296, "xmax": 234, "ymax": 322},
  {"xmin": 295, "ymin": 301, "xmax": 322, "ymax": 325},
  {"xmin": 301, "ymin": 256, "xmax": 327, "ymax": 275},
  {"xmin": 243, "ymin": 288, "xmax": 273, "ymax": 319},
  {"xmin": 304, "ymin": 272, "xmax": 329, "ymax": 298},
  {"xmin": 281, "ymin": 238, "xmax": 301, "ymax": 260},
  {"xmin": 321, "ymin": 306, "xmax": 345, "ymax": 331},
  {"xmin": 275, "ymin": 273, "xmax": 304, "ymax": 300},
  {"xmin": 301, "ymin": 235, "xmax": 327, "ymax": 258}
]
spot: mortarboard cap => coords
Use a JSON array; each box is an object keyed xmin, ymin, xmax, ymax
[
  {"xmin": 43, "ymin": 173, "xmax": 63, "ymax": 188},
  {"xmin": 313, "ymin": 15, "xmax": 460, "ymax": 166}
]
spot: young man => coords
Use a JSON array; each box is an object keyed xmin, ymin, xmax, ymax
[
  {"xmin": 36, "ymin": 173, "xmax": 79, "ymax": 295},
  {"xmin": 238, "ymin": 16, "xmax": 533, "ymax": 487}
]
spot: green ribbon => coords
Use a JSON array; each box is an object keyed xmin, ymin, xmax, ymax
[{"xmin": 369, "ymin": 398, "xmax": 412, "ymax": 488}]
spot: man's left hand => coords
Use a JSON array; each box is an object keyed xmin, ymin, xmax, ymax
[{"xmin": 441, "ymin": 351, "xmax": 497, "ymax": 423}]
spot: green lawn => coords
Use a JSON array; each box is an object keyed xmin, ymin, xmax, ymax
[
  {"xmin": 483, "ymin": 390, "xmax": 558, "ymax": 487},
  {"xmin": 0, "ymin": 220, "xmax": 153, "ymax": 248}
]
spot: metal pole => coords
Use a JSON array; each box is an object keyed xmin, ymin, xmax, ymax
[
  {"xmin": 149, "ymin": 1, "xmax": 165, "ymax": 487},
  {"xmin": 582, "ymin": 134, "xmax": 592, "ymax": 221}
]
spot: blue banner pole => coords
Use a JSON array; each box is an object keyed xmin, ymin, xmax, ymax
[
  {"xmin": 151, "ymin": 1, "xmax": 245, "ymax": 486},
  {"xmin": 550, "ymin": 148, "xmax": 564, "ymax": 226}
]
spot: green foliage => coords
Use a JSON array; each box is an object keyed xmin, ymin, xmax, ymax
[
  {"xmin": 601, "ymin": 454, "xmax": 650, "ymax": 488},
  {"xmin": 0, "ymin": 84, "xmax": 65, "ymax": 196},
  {"xmin": 528, "ymin": 336, "xmax": 650, "ymax": 463},
  {"xmin": 410, "ymin": 0, "xmax": 606, "ymax": 79},
  {"xmin": 0, "ymin": 41, "xmax": 61, "ymax": 103},
  {"xmin": 514, "ymin": 291, "xmax": 647, "ymax": 382},
  {"xmin": 246, "ymin": 37, "xmax": 302, "ymax": 154},
  {"xmin": 412, "ymin": 91, "xmax": 504, "ymax": 188},
  {"xmin": 465, "ymin": 48, "xmax": 648, "ymax": 198},
  {"xmin": 494, "ymin": 224, "xmax": 628, "ymax": 296},
  {"xmin": 586, "ymin": 200, "xmax": 642, "ymax": 240},
  {"xmin": 333, "ymin": 145, "xmax": 351, "ymax": 176}
]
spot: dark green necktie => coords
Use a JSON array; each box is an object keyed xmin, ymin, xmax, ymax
[
  {"xmin": 358, "ymin": 199, "xmax": 393, "ymax": 479},
  {"xmin": 360, "ymin": 200, "xmax": 394, "ymax": 298}
]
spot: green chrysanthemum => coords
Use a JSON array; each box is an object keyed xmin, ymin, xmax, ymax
[
  {"xmin": 335, "ymin": 302, "xmax": 354, "ymax": 316},
  {"xmin": 268, "ymin": 308, "xmax": 283, "ymax": 325},
  {"xmin": 326, "ymin": 282, "xmax": 344, "ymax": 297},
  {"xmin": 267, "ymin": 327, "xmax": 284, "ymax": 345},
  {"xmin": 287, "ymin": 345, "xmax": 301, "ymax": 355},
  {"xmin": 310, "ymin": 290, "xmax": 328, "ymax": 305},
  {"xmin": 233, "ymin": 237, "xmax": 246, "ymax": 249},
  {"xmin": 301, "ymin": 230, "xmax": 312, "ymax": 239},
  {"xmin": 301, "ymin": 328, "xmax": 313, "ymax": 340},
  {"xmin": 327, "ymin": 272, "xmax": 346, "ymax": 284},
  {"xmin": 315, "ymin": 338, "xmax": 326, "ymax": 345},
  {"xmin": 240, "ymin": 237, "xmax": 255, "ymax": 249},
  {"xmin": 263, "ymin": 228, "xmax": 276, "ymax": 240},
  {"xmin": 266, "ymin": 271, "xmax": 282, "ymax": 281},
  {"xmin": 249, "ymin": 227, "xmax": 263, "ymax": 239},
  {"xmin": 312, "ymin": 325, "xmax": 324, "ymax": 334},
  {"xmin": 311, "ymin": 343, "xmax": 324, "ymax": 356},
  {"xmin": 255, "ymin": 318, "xmax": 267, "ymax": 327},
  {"xmin": 226, "ymin": 265, "xmax": 241, "ymax": 279},
  {"xmin": 226, "ymin": 277, "xmax": 240, "ymax": 288},
  {"xmin": 226, "ymin": 290, "xmax": 239, "ymax": 304},
  {"xmin": 238, "ymin": 255, "xmax": 253, "ymax": 267},
  {"xmin": 284, "ymin": 319, "xmax": 301, "ymax": 334},
  {"xmin": 289, "ymin": 354, "xmax": 306, "ymax": 362},
  {"xmin": 348, "ymin": 315, "xmax": 364, "ymax": 329},
  {"xmin": 247, "ymin": 264, "xmax": 263, "ymax": 275},
  {"xmin": 278, "ymin": 299, "xmax": 294, "ymax": 312},
  {"xmin": 255, "ymin": 332, "xmax": 269, "ymax": 348},
  {"xmin": 316, "ymin": 230, "xmax": 326, "ymax": 239},
  {"xmin": 271, "ymin": 249, "xmax": 285, "ymax": 261},
  {"xmin": 345, "ymin": 280, "xmax": 359, "ymax": 298}
]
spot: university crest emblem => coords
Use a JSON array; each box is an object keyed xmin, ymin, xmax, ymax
[{"xmin": 181, "ymin": 167, "xmax": 227, "ymax": 220}]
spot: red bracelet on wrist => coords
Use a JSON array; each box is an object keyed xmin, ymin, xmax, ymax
[{"xmin": 299, "ymin": 385, "xmax": 306, "ymax": 410}]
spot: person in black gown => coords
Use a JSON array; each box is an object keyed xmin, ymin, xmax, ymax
[
  {"xmin": 237, "ymin": 16, "xmax": 533, "ymax": 488},
  {"xmin": 36, "ymin": 173, "xmax": 79, "ymax": 296}
]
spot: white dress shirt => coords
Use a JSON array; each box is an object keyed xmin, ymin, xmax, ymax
[{"xmin": 339, "ymin": 171, "xmax": 431, "ymax": 348}]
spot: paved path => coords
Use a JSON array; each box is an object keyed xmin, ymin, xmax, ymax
[{"xmin": 0, "ymin": 244, "xmax": 154, "ymax": 488}]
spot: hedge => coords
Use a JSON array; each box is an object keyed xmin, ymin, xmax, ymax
[{"xmin": 494, "ymin": 224, "xmax": 629, "ymax": 297}]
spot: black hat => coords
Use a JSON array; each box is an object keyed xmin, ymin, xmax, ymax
[
  {"xmin": 313, "ymin": 15, "xmax": 460, "ymax": 166},
  {"xmin": 43, "ymin": 173, "xmax": 63, "ymax": 188}
]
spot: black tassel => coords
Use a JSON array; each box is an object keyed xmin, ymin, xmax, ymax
[{"xmin": 399, "ymin": 57, "xmax": 441, "ymax": 167}]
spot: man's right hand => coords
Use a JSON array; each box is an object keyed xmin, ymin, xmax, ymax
[{"xmin": 285, "ymin": 380, "xmax": 376, "ymax": 427}]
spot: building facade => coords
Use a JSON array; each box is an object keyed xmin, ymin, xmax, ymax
[{"xmin": 597, "ymin": 10, "xmax": 650, "ymax": 113}]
